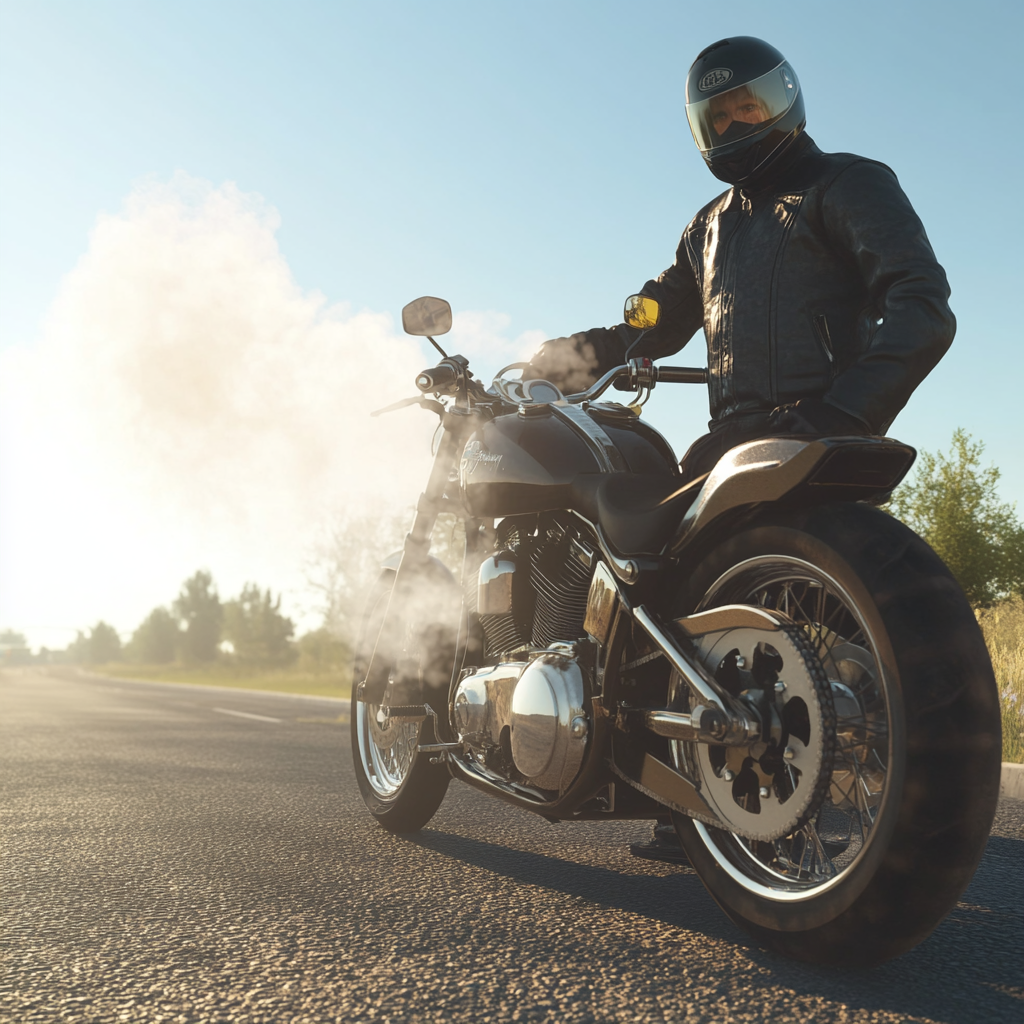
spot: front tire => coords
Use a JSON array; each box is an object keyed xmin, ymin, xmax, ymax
[
  {"xmin": 350, "ymin": 569, "xmax": 454, "ymax": 833},
  {"xmin": 671, "ymin": 503, "xmax": 1001, "ymax": 965}
]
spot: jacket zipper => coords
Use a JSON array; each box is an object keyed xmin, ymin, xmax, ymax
[
  {"xmin": 813, "ymin": 313, "xmax": 836, "ymax": 380},
  {"xmin": 721, "ymin": 201, "xmax": 755, "ymax": 408},
  {"xmin": 766, "ymin": 196, "xmax": 802, "ymax": 401}
]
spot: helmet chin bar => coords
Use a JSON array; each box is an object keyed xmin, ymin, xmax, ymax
[{"xmin": 706, "ymin": 123, "xmax": 805, "ymax": 187}]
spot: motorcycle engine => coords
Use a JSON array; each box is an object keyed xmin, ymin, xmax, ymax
[
  {"xmin": 473, "ymin": 514, "xmax": 595, "ymax": 659},
  {"xmin": 453, "ymin": 649, "xmax": 588, "ymax": 792},
  {"xmin": 455, "ymin": 514, "xmax": 595, "ymax": 793}
]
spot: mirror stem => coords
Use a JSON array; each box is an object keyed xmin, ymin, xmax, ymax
[
  {"xmin": 624, "ymin": 328, "xmax": 649, "ymax": 362},
  {"xmin": 426, "ymin": 335, "xmax": 448, "ymax": 358}
]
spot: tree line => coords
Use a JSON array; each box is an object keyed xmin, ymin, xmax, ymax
[{"xmin": 54, "ymin": 571, "xmax": 347, "ymax": 671}]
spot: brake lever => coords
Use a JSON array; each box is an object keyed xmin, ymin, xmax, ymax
[{"xmin": 370, "ymin": 395, "xmax": 446, "ymax": 419}]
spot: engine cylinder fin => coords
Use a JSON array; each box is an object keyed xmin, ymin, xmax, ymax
[
  {"xmin": 530, "ymin": 526, "xmax": 593, "ymax": 648},
  {"xmin": 480, "ymin": 613, "xmax": 523, "ymax": 658}
]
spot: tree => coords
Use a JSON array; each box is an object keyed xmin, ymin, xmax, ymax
[
  {"xmin": 173, "ymin": 570, "xmax": 223, "ymax": 662},
  {"xmin": 85, "ymin": 621, "xmax": 122, "ymax": 664},
  {"xmin": 887, "ymin": 429, "xmax": 1024, "ymax": 606},
  {"xmin": 223, "ymin": 583, "xmax": 295, "ymax": 667},
  {"xmin": 1, "ymin": 628, "xmax": 30, "ymax": 666},
  {"xmin": 305, "ymin": 507, "xmax": 463, "ymax": 644},
  {"xmin": 65, "ymin": 631, "xmax": 89, "ymax": 664},
  {"xmin": 296, "ymin": 627, "xmax": 349, "ymax": 673},
  {"xmin": 128, "ymin": 606, "xmax": 180, "ymax": 663},
  {"xmin": 305, "ymin": 508, "xmax": 409, "ymax": 643}
]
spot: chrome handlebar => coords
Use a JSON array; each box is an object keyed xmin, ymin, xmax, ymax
[
  {"xmin": 563, "ymin": 364, "xmax": 630, "ymax": 404},
  {"xmin": 562, "ymin": 360, "xmax": 709, "ymax": 404},
  {"xmin": 406, "ymin": 358, "xmax": 709, "ymax": 416}
]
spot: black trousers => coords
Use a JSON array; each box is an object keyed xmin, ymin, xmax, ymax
[{"xmin": 677, "ymin": 417, "xmax": 782, "ymax": 484}]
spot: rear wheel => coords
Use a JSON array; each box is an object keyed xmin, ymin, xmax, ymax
[
  {"xmin": 351, "ymin": 569, "xmax": 455, "ymax": 833},
  {"xmin": 671, "ymin": 503, "xmax": 1001, "ymax": 965}
]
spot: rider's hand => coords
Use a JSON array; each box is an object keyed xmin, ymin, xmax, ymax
[
  {"xmin": 769, "ymin": 398, "xmax": 870, "ymax": 435},
  {"xmin": 525, "ymin": 334, "xmax": 599, "ymax": 395}
]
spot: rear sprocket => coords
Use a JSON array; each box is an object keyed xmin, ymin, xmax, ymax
[{"xmin": 670, "ymin": 623, "xmax": 835, "ymax": 842}]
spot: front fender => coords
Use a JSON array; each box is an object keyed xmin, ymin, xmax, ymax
[
  {"xmin": 359, "ymin": 552, "xmax": 461, "ymax": 708},
  {"xmin": 381, "ymin": 550, "xmax": 457, "ymax": 582}
]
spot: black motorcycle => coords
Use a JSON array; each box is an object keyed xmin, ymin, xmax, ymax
[{"xmin": 351, "ymin": 294, "xmax": 1001, "ymax": 966}]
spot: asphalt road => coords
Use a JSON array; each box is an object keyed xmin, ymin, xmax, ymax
[{"xmin": 2, "ymin": 668, "xmax": 1022, "ymax": 1024}]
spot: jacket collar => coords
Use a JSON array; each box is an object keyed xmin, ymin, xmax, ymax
[{"xmin": 737, "ymin": 133, "xmax": 818, "ymax": 202}]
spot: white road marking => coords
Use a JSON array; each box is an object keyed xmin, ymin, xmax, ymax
[{"xmin": 212, "ymin": 706, "xmax": 282, "ymax": 724}]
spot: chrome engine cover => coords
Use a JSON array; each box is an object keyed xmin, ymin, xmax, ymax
[
  {"xmin": 453, "ymin": 648, "xmax": 589, "ymax": 793},
  {"xmin": 510, "ymin": 652, "xmax": 588, "ymax": 791},
  {"xmin": 453, "ymin": 663, "xmax": 522, "ymax": 749}
]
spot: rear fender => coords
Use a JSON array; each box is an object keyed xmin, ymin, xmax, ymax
[{"xmin": 667, "ymin": 435, "xmax": 915, "ymax": 557}]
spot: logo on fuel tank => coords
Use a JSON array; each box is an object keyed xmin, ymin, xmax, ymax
[
  {"xmin": 460, "ymin": 440, "xmax": 503, "ymax": 480},
  {"xmin": 699, "ymin": 68, "xmax": 733, "ymax": 91}
]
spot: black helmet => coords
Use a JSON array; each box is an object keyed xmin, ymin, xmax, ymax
[{"xmin": 685, "ymin": 36, "xmax": 805, "ymax": 186}]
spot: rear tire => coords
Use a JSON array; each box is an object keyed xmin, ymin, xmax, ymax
[
  {"xmin": 350, "ymin": 569, "xmax": 454, "ymax": 833},
  {"xmin": 671, "ymin": 503, "xmax": 1001, "ymax": 965}
]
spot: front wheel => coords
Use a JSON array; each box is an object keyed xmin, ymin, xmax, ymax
[
  {"xmin": 350, "ymin": 568, "xmax": 456, "ymax": 833},
  {"xmin": 671, "ymin": 503, "xmax": 1001, "ymax": 966}
]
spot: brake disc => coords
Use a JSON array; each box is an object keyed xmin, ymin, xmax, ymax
[{"xmin": 670, "ymin": 624, "xmax": 836, "ymax": 842}]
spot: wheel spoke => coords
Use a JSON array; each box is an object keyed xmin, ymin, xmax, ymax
[{"xmin": 358, "ymin": 699, "xmax": 421, "ymax": 797}]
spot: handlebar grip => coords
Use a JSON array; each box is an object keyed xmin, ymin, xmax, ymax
[
  {"xmin": 416, "ymin": 363, "xmax": 458, "ymax": 392},
  {"xmin": 656, "ymin": 366, "xmax": 708, "ymax": 384}
]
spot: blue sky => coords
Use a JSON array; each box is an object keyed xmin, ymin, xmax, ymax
[{"xmin": 1, "ymin": 0, "xmax": 1022, "ymax": 642}]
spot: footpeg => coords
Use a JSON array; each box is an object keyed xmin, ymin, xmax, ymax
[{"xmin": 384, "ymin": 705, "xmax": 431, "ymax": 722}]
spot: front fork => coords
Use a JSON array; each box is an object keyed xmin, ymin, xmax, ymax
[{"xmin": 358, "ymin": 414, "xmax": 469, "ymax": 705}]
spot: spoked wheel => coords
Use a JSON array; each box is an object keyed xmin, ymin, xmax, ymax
[
  {"xmin": 350, "ymin": 568, "xmax": 455, "ymax": 833},
  {"xmin": 355, "ymin": 690, "xmax": 423, "ymax": 800},
  {"xmin": 670, "ymin": 504, "xmax": 1002, "ymax": 966}
]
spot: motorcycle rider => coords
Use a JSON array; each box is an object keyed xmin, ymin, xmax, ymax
[{"xmin": 526, "ymin": 36, "xmax": 956, "ymax": 861}]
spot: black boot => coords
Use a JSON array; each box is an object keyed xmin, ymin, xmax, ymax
[{"xmin": 629, "ymin": 821, "xmax": 692, "ymax": 865}]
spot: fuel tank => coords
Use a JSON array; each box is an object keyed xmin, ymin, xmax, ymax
[{"xmin": 460, "ymin": 401, "xmax": 678, "ymax": 518}]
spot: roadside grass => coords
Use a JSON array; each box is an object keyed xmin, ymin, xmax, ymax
[
  {"xmin": 977, "ymin": 595, "xmax": 1024, "ymax": 763},
  {"xmin": 96, "ymin": 662, "xmax": 351, "ymax": 700}
]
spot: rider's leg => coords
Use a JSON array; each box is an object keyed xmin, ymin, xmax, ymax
[
  {"xmin": 630, "ymin": 818, "xmax": 693, "ymax": 864},
  {"xmin": 631, "ymin": 416, "xmax": 775, "ymax": 863}
]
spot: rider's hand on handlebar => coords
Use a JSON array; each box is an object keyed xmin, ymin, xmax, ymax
[{"xmin": 525, "ymin": 334, "xmax": 600, "ymax": 395}]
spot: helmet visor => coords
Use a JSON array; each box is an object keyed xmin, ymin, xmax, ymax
[{"xmin": 686, "ymin": 62, "xmax": 799, "ymax": 153}]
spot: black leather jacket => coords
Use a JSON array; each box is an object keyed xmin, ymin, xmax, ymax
[{"xmin": 531, "ymin": 135, "xmax": 955, "ymax": 434}]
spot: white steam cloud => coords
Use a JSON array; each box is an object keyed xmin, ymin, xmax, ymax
[{"xmin": 0, "ymin": 174, "xmax": 543, "ymax": 647}]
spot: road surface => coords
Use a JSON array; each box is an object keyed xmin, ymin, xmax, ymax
[{"xmin": 2, "ymin": 668, "xmax": 1021, "ymax": 1023}]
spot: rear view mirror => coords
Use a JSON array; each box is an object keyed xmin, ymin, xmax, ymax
[
  {"xmin": 402, "ymin": 296, "xmax": 453, "ymax": 337},
  {"xmin": 624, "ymin": 294, "xmax": 660, "ymax": 330}
]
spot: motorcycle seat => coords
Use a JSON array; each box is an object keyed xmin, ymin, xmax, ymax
[{"xmin": 572, "ymin": 473, "xmax": 708, "ymax": 557}]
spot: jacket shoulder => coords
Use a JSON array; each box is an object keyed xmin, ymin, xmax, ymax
[{"xmin": 802, "ymin": 149, "xmax": 899, "ymax": 190}]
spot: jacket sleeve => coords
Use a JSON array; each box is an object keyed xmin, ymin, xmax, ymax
[
  {"xmin": 820, "ymin": 160, "xmax": 955, "ymax": 433},
  {"xmin": 527, "ymin": 244, "xmax": 705, "ymax": 392}
]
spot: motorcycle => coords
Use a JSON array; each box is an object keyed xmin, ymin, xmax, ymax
[{"xmin": 350, "ymin": 294, "xmax": 1002, "ymax": 966}]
